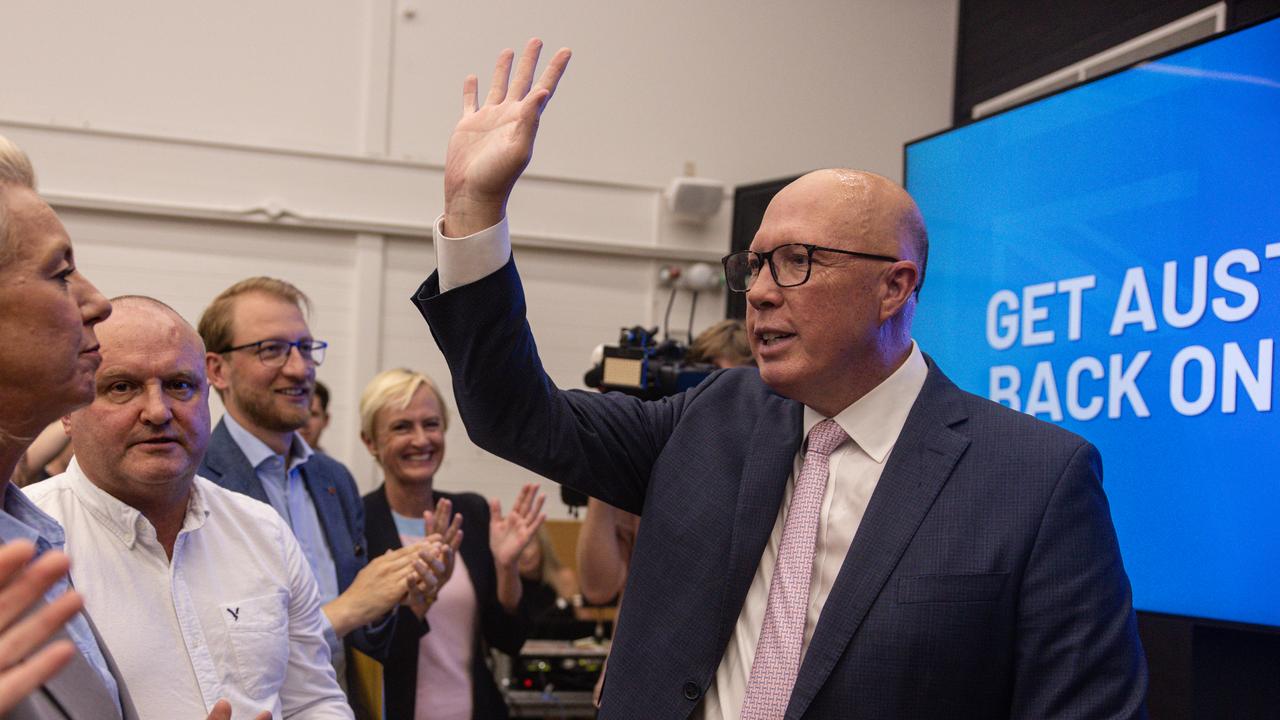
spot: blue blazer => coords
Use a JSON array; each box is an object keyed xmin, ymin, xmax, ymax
[
  {"xmin": 415, "ymin": 259, "xmax": 1148, "ymax": 720},
  {"xmin": 199, "ymin": 419, "xmax": 395, "ymax": 662}
]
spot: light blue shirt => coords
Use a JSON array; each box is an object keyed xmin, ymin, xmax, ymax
[
  {"xmin": 222, "ymin": 413, "xmax": 343, "ymax": 657},
  {"xmin": 1, "ymin": 480, "xmax": 123, "ymax": 715},
  {"xmin": 391, "ymin": 510, "xmax": 427, "ymax": 539}
]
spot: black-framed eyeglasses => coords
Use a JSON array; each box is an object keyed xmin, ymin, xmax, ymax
[
  {"xmin": 721, "ymin": 243, "xmax": 899, "ymax": 292},
  {"xmin": 219, "ymin": 339, "xmax": 328, "ymax": 367}
]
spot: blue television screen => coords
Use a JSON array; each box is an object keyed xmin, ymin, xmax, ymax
[{"xmin": 905, "ymin": 16, "xmax": 1280, "ymax": 628}]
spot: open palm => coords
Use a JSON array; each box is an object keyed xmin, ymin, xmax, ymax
[
  {"xmin": 489, "ymin": 482, "xmax": 547, "ymax": 568},
  {"xmin": 443, "ymin": 39, "xmax": 571, "ymax": 235}
]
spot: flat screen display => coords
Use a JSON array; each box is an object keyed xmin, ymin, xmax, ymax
[{"xmin": 905, "ymin": 16, "xmax": 1280, "ymax": 628}]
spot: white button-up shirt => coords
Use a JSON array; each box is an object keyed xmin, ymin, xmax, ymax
[{"xmin": 25, "ymin": 459, "xmax": 353, "ymax": 720}]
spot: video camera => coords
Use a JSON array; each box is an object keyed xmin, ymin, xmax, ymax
[
  {"xmin": 563, "ymin": 326, "xmax": 716, "ymax": 509},
  {"xmin": 583, "ymin": 326, "xmax": 715, "ymax": 401}
]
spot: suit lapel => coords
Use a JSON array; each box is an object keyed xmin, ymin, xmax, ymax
[
  {"xmin": 204, "ymin": 420, "xmax": 270, "ymax": 504},
  {"xmin": 299, "ymin": 460, "xmax": 358, "ymax": 588},
  {"xmin": 787, "ymin": 364, "xmax": 971, "ymax": 719},
  {"xmin": 715, "ymin": 394, "xmax": 804, "ymax": 657},
  {"xmin": 364, "ymin": 485, "xmax": 401, "ymax": 557}
]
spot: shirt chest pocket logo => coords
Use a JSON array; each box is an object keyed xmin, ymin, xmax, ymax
[{"xmin": 220, "ymin": 591, "xmax": 290, "ymax": 701}]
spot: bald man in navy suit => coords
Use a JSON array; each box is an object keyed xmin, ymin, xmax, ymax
[{"xmin": 414, "ymin": 42, "xmax": 1148, "ymax": 719}]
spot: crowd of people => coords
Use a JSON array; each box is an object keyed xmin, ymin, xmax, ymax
[
  {"xmin": 1, "ymin": 35, "xmax": 1148, "ymax": 720},
  {"xmin": 0, "ymin": 134, "xmax": 550, "ymax": 720}
]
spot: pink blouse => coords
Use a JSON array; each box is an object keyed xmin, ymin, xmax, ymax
[{"xmin": 398, "ymin": 520, "xmax": 478, "ymax": 720}]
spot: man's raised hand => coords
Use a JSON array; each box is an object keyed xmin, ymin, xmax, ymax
[{"xmin": 443, "ymin": 38, "xmax": 571, "ymax": 237}]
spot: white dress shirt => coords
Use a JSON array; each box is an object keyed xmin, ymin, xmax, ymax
[
  {"xmin": 25, "ymin": 458, "xmax": 353, "ymax": 720},
  {"xmin": 700, "ymin": 343, "xmax": 927, "ymax": 719},
  {"xmin": 431, "ymin": 216, "xmax": 930, "ymax": 718}
]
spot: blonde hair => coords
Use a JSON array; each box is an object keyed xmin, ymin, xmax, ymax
[
  {"xmin": 0, "ymin": 136, "xmax": 35, "ymax": 187},
  {"xmin": 359, "ymin": 368, "xmax": 450, "ymax": 441},
  {"xmin": 198, "ymin": 276, "xmax": 312, "ymax": 355},
  {"xmin": 688, "ymin": 319, "xmax": 753, "ymax": 367},
  {"xmin": 0, "ymin": 135, "xmax": 37, "ymax": 263}
]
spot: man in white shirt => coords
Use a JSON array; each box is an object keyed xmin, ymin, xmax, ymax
[{"xmin": 25, "ymin": 296, "xmax": 435, "ymax": 719}]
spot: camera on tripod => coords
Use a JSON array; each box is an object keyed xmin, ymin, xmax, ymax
[{"xmin": 583, "ymin": 326, "xmax": 715, "ymax": 401}]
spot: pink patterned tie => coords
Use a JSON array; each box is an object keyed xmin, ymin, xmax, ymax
[{"xmin": 740, "ymin": 418, "xmax": 848, "ymax": 720}]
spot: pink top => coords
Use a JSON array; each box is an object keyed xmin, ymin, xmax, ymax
[{"xmin": 397, "ymin": 518, "xmax": 478, "ymax": 720}]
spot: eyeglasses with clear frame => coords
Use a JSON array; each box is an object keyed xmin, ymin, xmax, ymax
[
  {"xmin": 720, "ymin": 243, "xmax": 899, "ymax": 292},
  {"xmin": 219, "ymin": 339, "xmax": 328, "ymax": 367}
]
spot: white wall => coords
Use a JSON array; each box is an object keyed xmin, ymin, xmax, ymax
[{"xmin": 1, "ymin": 0, "xmax": 958, "ymax": 515}]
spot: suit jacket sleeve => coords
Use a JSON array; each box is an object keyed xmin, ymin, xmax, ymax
[
  {"xmin": 1009, "ymin": 442, "xmax": 1148, "ymax": 719},
  {"xmin": 330, "ymin": 461, "xmax": 398, "ymax": 662},
  {"xmin": 414, "ymin": 259, "xmax": 697, "ymax": 516}
]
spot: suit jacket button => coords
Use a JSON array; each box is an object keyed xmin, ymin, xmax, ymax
[
  {"xmin": 683, "ymin": 681, "xmax": 700, "ymax": 701},
  {"xmin": 354, "ymin": 544, "xmax": 364, "ymax": 557}
]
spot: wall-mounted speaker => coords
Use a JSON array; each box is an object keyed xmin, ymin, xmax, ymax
[{"xmin": 665, "ymin": 177, "xmax": 725, "ymax": 220}]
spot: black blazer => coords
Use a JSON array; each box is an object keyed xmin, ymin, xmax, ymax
[{"xmin": 363, "ymin": 485, "xmax": 529, "ymax": 720}]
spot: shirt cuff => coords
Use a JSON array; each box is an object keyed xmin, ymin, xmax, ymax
[
  {"xmin": 435, "ymin": 214, "xmax": 511, "ymax": 293},
  {"xmin": 367, "ymin": 609, "xmax": 396, "ymax": 636},
  {"xmin": 320, "ymin": 611, "xmax": 342, "ymax": 662}
]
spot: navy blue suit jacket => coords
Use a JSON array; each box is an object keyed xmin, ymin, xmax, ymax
[
  {"xmin": 415, "ymin": 259, "xmax": 1148, "ymax": 719},
  {"xmin": 199, "ymin": 419, "xmax": 395, "ymax": 662}
]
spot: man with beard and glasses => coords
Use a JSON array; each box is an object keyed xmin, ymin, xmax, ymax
[
  {"xmin": 196, "ymin": 278, "xmax": 444, "ymax": 708},
  {"xmin": 25, "ymin": 296, "xmax": 414, "ymax": 719}
]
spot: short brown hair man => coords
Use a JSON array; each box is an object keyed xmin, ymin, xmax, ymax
[{"xmin": 198, "ymin": 278, "xmax": 444, "ymax": 700}]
